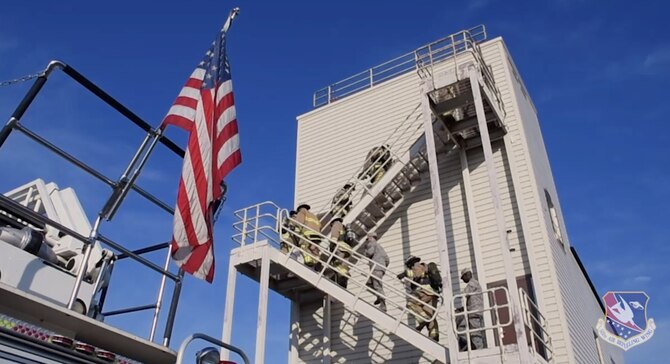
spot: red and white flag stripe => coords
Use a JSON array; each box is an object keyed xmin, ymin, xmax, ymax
[{"xmin": 162, "ymin": 39, "xmax": 241, "ymax": 282}]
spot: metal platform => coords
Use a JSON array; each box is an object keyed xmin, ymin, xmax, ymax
[{"xmin": 429, "ymin": 77, "xmax": 506, "ymax": 149}]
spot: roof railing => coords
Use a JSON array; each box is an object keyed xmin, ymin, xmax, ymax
[{"xmin": 313, "ymin": 25, "xmax": 487, "ymax": 108}]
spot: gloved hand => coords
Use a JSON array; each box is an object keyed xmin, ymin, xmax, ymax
[{"xmin": 396, "ymin": 272, "xmax": 406, "ymax": 280}]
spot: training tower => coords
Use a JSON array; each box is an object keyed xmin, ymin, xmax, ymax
[{"xmin": 225, "ymin": 26, "xmax": 624, "ymax": 364}]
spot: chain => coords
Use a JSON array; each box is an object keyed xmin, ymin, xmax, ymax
[{"xmin": 0, "ymin": 72, "xmax": 42, "ymax": 88}]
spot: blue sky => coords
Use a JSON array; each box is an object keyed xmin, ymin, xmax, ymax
[{"xmin": 0, "ymin": 1, "xmax": 667, "ymax": 363}]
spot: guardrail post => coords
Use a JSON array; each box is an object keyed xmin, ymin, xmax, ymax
[
  {"xmin": 255, "ymin": 246, "xmax": 271, "ymax": 364},
  {"xmin": 221, "ymin": 257, "xmax": 238, "ymax": 360},
  {"xmin": 241, "ymin": 209, "xmax": 248, "ymax": 246},
  {"xmin": 150, "ymin": 246, "xmax": 172, "ymax": 341},
  {"xmin": 67, "ymin": 215, "xmax": 103, "ymax": 310},
  {"xmin": 369, "ymin": 68, "xmax": 374, "ymax": 87},
  {"xmin": 163, "ymin": 269, "xmax": 184, "ymax": 346},
  {"xmin": 450, "ymin": 35, "xmax": 458, "ymax": 80},
  {"xmin": 327, "ymin": 85, "xmax": 332, "ymax": 104},
  {"xmin": 253, "ymin": 205, "xmax": 260, "ymax": 243}
]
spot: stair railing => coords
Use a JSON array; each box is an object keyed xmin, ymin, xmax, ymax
[
  {"xmin": 232, "ymin": 202, "xmax": 444, "ymax": 327},
  {"xmin": 316, "ymin": 102, "xmax": 427, "ymax": 227},
  {"xmin": 519, "ymin": 288, "xmax": 554, "ymax": 363},
  {"xmin": 450, "ymin": 286, "xmax": 512, "ymax": 360},
  {"xmin": 415, "ymin": 27, "xmax": 505, "ymax": 118}
]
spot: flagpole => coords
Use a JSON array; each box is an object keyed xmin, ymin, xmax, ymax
[{"xmin": 222, "ymin": 7, "xmax": 240, "ymax": 34}]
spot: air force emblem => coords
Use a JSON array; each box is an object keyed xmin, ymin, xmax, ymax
[{"xmin": 596, "ymin": 291, "xmax": 655, "ymax": 350}]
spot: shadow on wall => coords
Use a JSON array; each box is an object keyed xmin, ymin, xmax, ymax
[
  {"xmin": 327, "ymin": 302, "xmax": 427, "ymax": 363},
  {"xmin": 374, "ymin": 148, "xmax": 465, "ymax": 300},
  {"xmin": 496, "ymin": 142, "xmax": 533, "ymax": 280},
  {"xmin": 461, "ymin": 140, "xmax": 533, "ymax": 282},
  {"xmin": 298, "ymin": 302, "xmax": 324, "ymax": 364}
]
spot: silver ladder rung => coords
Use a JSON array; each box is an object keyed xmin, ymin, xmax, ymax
[
  {"xmin": 399, "ymin": 165, "xmax": 422, "ymax": 183},
  {"xmin": 357, "ymin": 211, "xmax": 377, "ymax": 229},
  {"xmin": 350, "ymin": 220, "xmax": 368, "ymax": 238},
  {"xmin": 365, "ymin": 203, "xmax": 385, "ymax": 219},
  {"xmin": 384, "ymin": 185, "xmax": 403, "ymax": 202},
  {"xmin": 373, "ymin": 191, "xmax": 392, "ymax": 204},
  {"xmin": 392, "ymin": 175, "xmax": 411, "ymax": 192}
]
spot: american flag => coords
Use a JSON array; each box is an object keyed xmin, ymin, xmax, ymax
[{"xmin": 162, "ymin": 23, "xmax": 241, "ymax": 282}]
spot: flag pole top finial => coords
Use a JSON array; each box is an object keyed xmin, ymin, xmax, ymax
[{"xmin": 223, "ymin": 7, "xmax": 240, "ymax": 33}]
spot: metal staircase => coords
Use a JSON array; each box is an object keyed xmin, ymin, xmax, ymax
[
  {"xmin": 228, "ymin": 202, "xmax": 523, "ymax": 364},
  {"xmin": 231, "ymin": 202, "xmax": 449, "ymax": 362},
  {"xmin": 316, "ymin": 104, "xmax": 454, "ymax": 242}
]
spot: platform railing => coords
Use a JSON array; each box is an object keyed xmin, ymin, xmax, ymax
[
  {"xmin": 415, "ymin": 27, "xmax": 505, "ymax": 118},
  {"xmin": 0, "ymin": 59, "xmax": 189, "ymax": 347},
  {"xmin": 232, "ymin": 202, "xmax": 445, "ymax": 330},
  {"xmin": 451, "ymin": 286, "xmax": 511, "ymax": 361},
  {"xmin": 520, "ymin": 288, "xmax": 554, "ymax": 362},
  {"xmin": 313, "ymin": 25, "xmax": 487, "ymax": 107}
]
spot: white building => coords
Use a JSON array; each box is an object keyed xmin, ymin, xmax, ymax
[{"xmin": 225, "ymin": 25, "xmax": 624, "ymax": 364}]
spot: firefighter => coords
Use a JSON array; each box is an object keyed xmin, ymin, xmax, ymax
[
  {"xmin": 295, "ymin": 203, "xmax": 322, "ymax": 269},
  {"xmin": 396, "ymin": 255, "xmax": 422, "ymax": 293},
  {"xmin": 280, "ymin": 210, "xmax": 299, "ymax": 254},
  {"xmin": 328, "ymin": 218, "xmax": 351, "ymax": 288},
  {"xmin": 398, "ymin": 257, "xmax": 441, "ymax": 341},
  {"xmin": 363, "ymin": 232, "xmax": 389, "ymax": 312},
  {"xmin": 331, "ymin": 183, "xmax": 355, "ymax": 218},
  {"xmin": 358, "ymin": 145, "xmax": 392, "ymax": 187}
]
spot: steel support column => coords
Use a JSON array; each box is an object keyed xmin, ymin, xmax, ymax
[
  {"xmin": 288, "ymin": 294, "xmax": 300, "ymax": 364},
  {"xmin": 501, "ymin": 133, "xmax": 545, "ymax": 311},
  {"xmin": 149, "ymin": 246, "xmax": 172, "ymax": 341},
  {"xmin": 254, "ymin": 247, "xmax": 271, "ymax": 364},
  {"xmin": 468, "ymin": 67, "xmax": 531, "ymax": 362},
  {"xmin": 458, "ymin": 148, "xmax": 495, "ymax": 345},
  {"xmin": 594, "ymin": 329, "xmax": 606, "ymax": 364},
  {"xmin": 220, "ymin": 257, "xmax": 238, "ymax": 361},
  {"xmin": 163, "ymin": 269, "xmax": 184, "ymax": 346},
  {"xmin": 323, "ymin": 296, "xmax": 331, "ymax": 364},
  {"xmin": 420, "ymin": 81, "xmax": 456, "ymax": 364}
]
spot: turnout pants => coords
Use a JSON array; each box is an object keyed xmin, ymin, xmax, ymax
[
  {"xmin": 300, "ymin": 232, "xmax": 322, "ymax": 267},
  {"xmin": 408, "ymin": 290, "xmax": 439, "ymax": 340}
]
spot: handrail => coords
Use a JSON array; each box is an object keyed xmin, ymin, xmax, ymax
[
  {"xmin": 232, "ymin": 202, "xmax": 444, "ymax": 324},
  {"xmin": 450, "ymin": 286, "xmax": 512, "ymax": 359},
  {"xmin": 313, "ymin": 25, "xmax": 487, "ymax": 107},
  {"xmin": 451, "ymin": 286, "xmax": 512, "ymax": 333},
  {"xmin": 175, "ymin": 333, "xmax": 250, "ymax": 364},
  {"xmin": 520, "ymin": 288, "xmax": 554, "ymax": 362},
  {"xmin": 314, "ymin": 102, "xmax": 426, "ymax": 228},
  {"xmin": 0, "ymin": 59, "xmax": 189, "ymax": 348}
]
